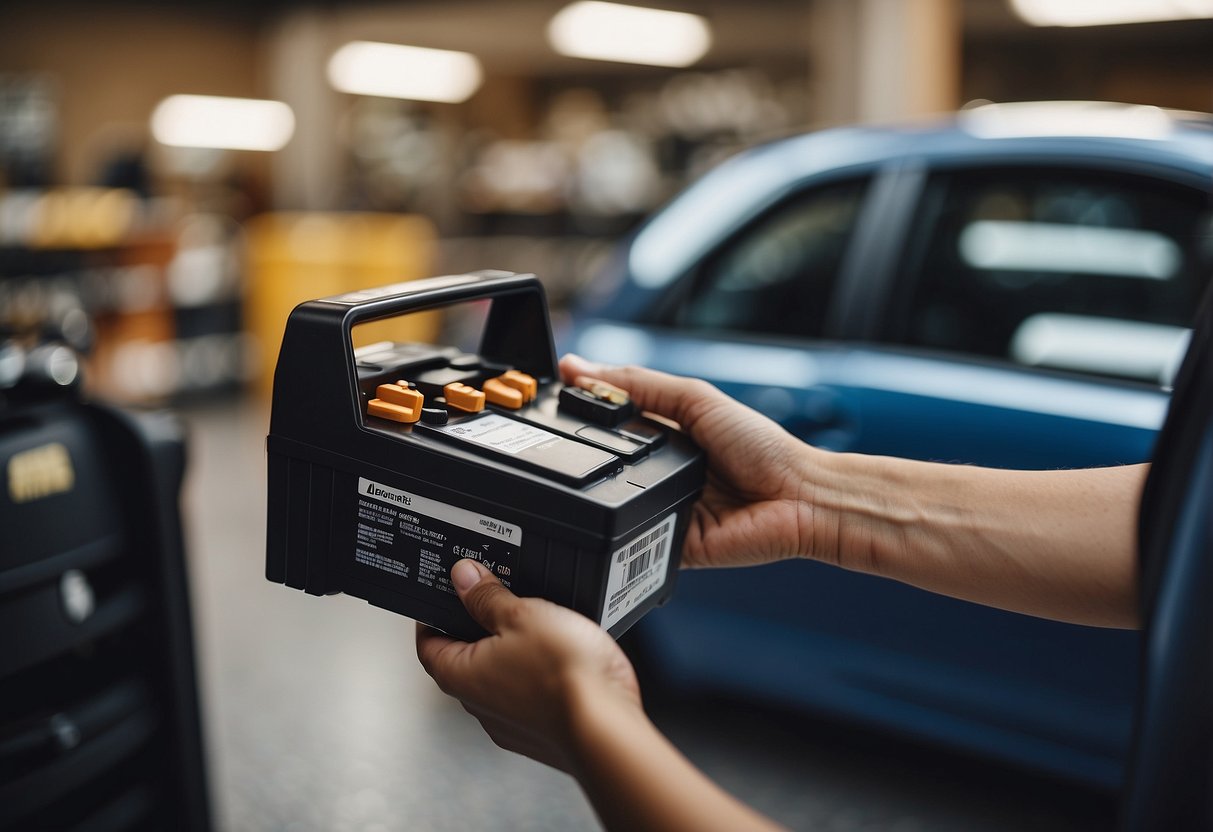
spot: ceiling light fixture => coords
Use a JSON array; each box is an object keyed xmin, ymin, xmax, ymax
[
  {"xmin": 1010, "ymin": 0, "xmax": 1213, "ymax": 27},
  {"xmin": 151, "ymin": 95, "xmax": 295, "ymax": 151},
  {"xmin": 328, "ymin": 41, "xmax": 483, "ymax": 103},
  {"xmin": 547, "ymin": 1, "xmax": 712, "ymax": 68}
]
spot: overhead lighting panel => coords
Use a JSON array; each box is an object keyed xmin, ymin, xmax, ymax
[
  {"xmin": 1010, "ymin": 0, "xmax": 1213, "ymax": 27},
  {"xmin": 151, "ymin": 95, "xmax": 295, "ymax": 152},
  {"xmin": 548, "ymin": 1, "xmax": 712, "ymax": 68},
  {"xmin": 328, "ymin": 41, "xmax": 483, "ymax": 103}
]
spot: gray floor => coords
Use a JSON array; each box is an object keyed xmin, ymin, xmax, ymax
[{"xmin": 179, "ymin": 395, "xmax": 1116, "ymax": 832}]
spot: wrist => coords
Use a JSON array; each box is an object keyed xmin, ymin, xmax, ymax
[
  {"xmin": 795, "ymin": 446, "xmax": 919, "ymax": 576},
  {"xmin": 792, "ymin": 443, "xmax": 844, "ymax": 565},
  {"xmin": 560, "ymin": 665, "xmax": 787, "ymax": 832},
  {"xmin": 562, "ymin": 670, "xmax": 651, "ymax": 781}
]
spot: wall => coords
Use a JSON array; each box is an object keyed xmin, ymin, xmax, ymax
[{"xmin": 0, "ymin": 1, "xmax": 263, "ymax": 186}]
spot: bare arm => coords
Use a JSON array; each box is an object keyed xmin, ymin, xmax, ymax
[
  {"xmin": 568, "ymin": 671, "xmax": 784, "ymax": 832},
  {"xmin": 562, "ymin": 354, "xmax": 1145, "ymax": 629},
  {"xmin": 806, "ymin": 450, "xmax": 1145, "ymax": 628}
]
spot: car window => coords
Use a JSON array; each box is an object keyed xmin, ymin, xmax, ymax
[
  {"xmin": 658, "ymin": 178, "xmax": 868, "ymax": 339},
  {"xmin": 891, "ymin": 168, "xmax": 1209, "ymax": 386}
]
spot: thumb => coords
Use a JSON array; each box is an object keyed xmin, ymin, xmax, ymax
[{"xmin": 450, "ymin": 558, "xmax": 520, "ymax": 635}]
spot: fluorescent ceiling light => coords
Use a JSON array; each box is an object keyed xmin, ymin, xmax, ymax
[
  {"xmin": 1010, "ymin": 0, "xmax": 1213, "ymax": 27},
  {"xmin": 328, "ymin": 41, "xmax": 483, "ymax": 103},
  {"xmin": 548, "ymin": 1, "xmax": 711, "ymax": 68},
  {"xmin": 151, "ymin": 95, "xmax": 295, "ymax": 151}
]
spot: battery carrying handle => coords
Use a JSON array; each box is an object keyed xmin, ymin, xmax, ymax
[{"xmin": 270, "ymin": 270, "xmax": 559, "ymax": 445}]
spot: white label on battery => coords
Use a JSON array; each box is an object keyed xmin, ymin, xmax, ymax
[
  {"xmin": 600, "ymin": 512, "xmax": 677, "ymax": 630},
  {"xmin": 439, "ymin": 413, "xmax": 555, "ymax": 455},
  {"xmin": 358, "ymin": 477, "xmax": 522, "ymax": 545}
]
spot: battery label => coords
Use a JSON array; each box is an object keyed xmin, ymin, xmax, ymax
[
  {"xmin": 439, "ymin": 413, "xmax": 555, "ymax": 455},
  {"xmin": 358, "ymin": 477, "xmax": 520, "ymax": 544},
  {"xmin": 354, "ymin": 476, "xmax": 519, "ymax": 598},
  {"xmin": 601, "ymin": 512, "xmax": 677, "ymax": 630}
]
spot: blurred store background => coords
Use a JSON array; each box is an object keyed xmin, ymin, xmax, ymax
[
  {"xmin": 2, "ymin": 1, "xmax": 1212, "ymax": 830},
  {"xmin": 3, "ymin": 0, "xmax": 1212, "ymax": 405}
]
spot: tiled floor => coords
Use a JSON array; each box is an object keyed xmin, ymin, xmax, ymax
[{"xmin": 179, "ymin": 396, "xmax": 1116, "ymax": 831}]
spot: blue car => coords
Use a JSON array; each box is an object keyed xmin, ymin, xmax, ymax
[{"xmin": 565, "ymin": 102, "xmax": 1213, "ymax": 789}]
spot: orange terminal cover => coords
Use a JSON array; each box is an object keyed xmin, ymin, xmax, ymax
[
  {"xmin": 496, "ymin": 370, "xmax": 537, "ymax": 403},
  {"xmin": 483, "ymin": 377, "xmax": 523, "ymax": 409},
  {"xmin": 367, "ymin": 382, "xmax": 423, "ymax": 423},
  {"xmin": 444, "ymin": 382, "xmax": 485, "ymax": 413}
]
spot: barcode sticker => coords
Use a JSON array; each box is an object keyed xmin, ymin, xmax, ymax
[
  {"xmin": 625, "ymin": 550, "xmax": 652, "ymax": 584},
  {"xmin": 600, "ymin": 512, "xmax": 677, "ymax": 630}
]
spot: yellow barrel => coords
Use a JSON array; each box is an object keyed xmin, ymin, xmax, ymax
[{"xmin": 244, "ymin": 212, "xmax": 440, "ymax": 396}]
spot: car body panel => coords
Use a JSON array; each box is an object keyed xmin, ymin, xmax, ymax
[{"xmin": 646, "ymin": 570, "xmax": 1136, "ymax": 787}]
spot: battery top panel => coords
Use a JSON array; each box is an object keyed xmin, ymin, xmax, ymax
[{"xmin": 356, "ymin": 342, "xmax": 633, "ymax": 487}]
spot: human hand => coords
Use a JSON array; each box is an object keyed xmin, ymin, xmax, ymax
[
  {"xmin": 560, "ymin": 354, "xmax": 816, "ymax": 570},
  {"xmin": 415, "ymin": 558, "xmax": 642, "ymax": 774}
]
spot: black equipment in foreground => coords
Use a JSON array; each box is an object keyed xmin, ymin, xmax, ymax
[
  {"xmin": 266, "ymin": 271, "xmax": 704, "ymax": 640},
  {"xmin": 0, "ymin": 339, "xmax": 210, "ymax": 831}
]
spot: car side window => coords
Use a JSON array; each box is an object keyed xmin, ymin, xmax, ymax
[
  {"xmin": 892, "ymin": 168, "xmax": 1210, "ymax": 386},
  {"xmin": 659, "ymin": 178, "xmax": 868, "ymax": 339}
]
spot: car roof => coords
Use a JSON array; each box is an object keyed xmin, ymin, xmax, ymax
[
  {"xmin": 757, "ymin": 101, "xmax": 1213, "ymax": 172},
  {"xmin": 627, "ymin": 101, "xmax": 1213, "ymax": 291}
]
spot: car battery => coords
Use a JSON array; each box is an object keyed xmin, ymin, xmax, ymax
[{"xmin": 265, "ymin": 270, "xmax": 705, "ymax": 640}]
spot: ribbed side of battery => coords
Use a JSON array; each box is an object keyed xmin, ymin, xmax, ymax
[
  {"xmin": 514, "ymin": 495, "xmax": 697, "ymax": 636},
  {"xmin": 266, "ymin": 451, "xmax": 335, "ymax": 596},
  {"xmin": 515, "ymin": 537, "xmax": 608, "ymax": 621}
]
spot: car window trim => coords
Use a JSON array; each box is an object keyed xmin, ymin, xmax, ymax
[{"xmin": 826, "ymin": 159, "xmax": 928, "ymax": 341}]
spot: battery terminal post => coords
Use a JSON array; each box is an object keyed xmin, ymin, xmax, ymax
[{"xmin": 559, "ymin": 379, "xmax": 635, "ymax": 426}]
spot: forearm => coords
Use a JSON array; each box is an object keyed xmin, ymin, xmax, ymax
[
  {"xmin": 566, "ymin": 680, "xmax": 785, "ymax": 832},
  {"xmin": 804, "ymin": 449, "xmax": 1146, "ymax": 628}
]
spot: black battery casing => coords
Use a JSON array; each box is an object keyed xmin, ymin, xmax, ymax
[{"xmin": 265, "ymin": 271, "xmax": 705, "ymax": 640}]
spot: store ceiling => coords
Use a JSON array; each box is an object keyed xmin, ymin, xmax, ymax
[
  {"xmin": 282, "ymin": 0, "xmax": 1213, "ymax": 74},
  {"xmin": 326, "ymin": 0, "xmax": 819, "ymax": 75},
  {"xmin": 9, "ymin": 0, "xmax": 1211, "ymax": 78}
]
